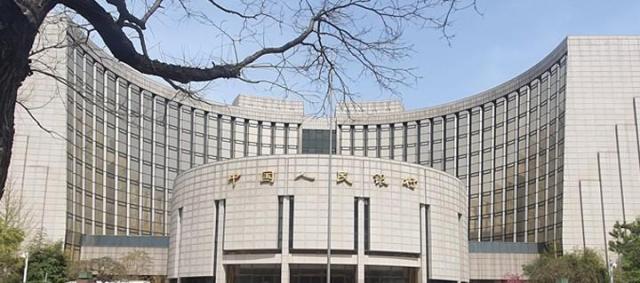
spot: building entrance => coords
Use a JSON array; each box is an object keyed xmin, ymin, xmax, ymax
[
  {"xmin": 365, "ymin": 266, "xmax": 418, "ymax": 283},
  {"xmin": 225, "ymin": 264, "xmax": 280, "ymax": 283},
  {"xmin": 290, "ymin": 264, "xmax": 356, "ymax": 283}
]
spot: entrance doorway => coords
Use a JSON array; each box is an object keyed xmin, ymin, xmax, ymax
[
  {"xmin": 365, "ymin": 266, "xmax": 418, "ymax": 283},
  {"xmin": 290, "ymin": 264, "xmax": 357, "ymax": 283},
  {"xmin": 226, "ymin": 264, "xmax": 280, "ymax": 283}
]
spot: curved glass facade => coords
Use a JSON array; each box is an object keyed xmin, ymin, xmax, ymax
[
  {"xmin": 58, "ymin": 29, "xmax": 567, "ymax": 257},
  {"xmin": 63, "ymin": 44, "xmax": 304, "ymax": 256},
  {"xmin": 335, "ymin": 56, "xmax": 567, "ymax": 244}
]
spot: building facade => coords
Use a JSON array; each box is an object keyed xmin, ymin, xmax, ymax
[{"xmin": 9, "ymin": 15, "xmax": 640, "ymax": 282}]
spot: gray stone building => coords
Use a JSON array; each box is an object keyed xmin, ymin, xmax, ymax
[
  {"xmin": 9, "ymin": 16, "xmax": 640, "ymax": 282},
  {"xmin": 169, "ymin": 155, "xmax": 468, "ymax": 282}
]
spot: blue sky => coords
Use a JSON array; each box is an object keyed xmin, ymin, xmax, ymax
[
  {"xmin": 136, "ymin": 0, "xmax": 640, "ymax": 112},
  {"xmin": 402, "ymin": 0, "xmax": 640, "ymax": 110}
]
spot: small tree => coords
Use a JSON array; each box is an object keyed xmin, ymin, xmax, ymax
[
  {"xmin": 609, "ymin": 218, "xmax": 640, "ymax": 282},
  {"xmin": 523, "ymin": 248, "xmax": 607, "ymax": 283},
  {"xmin": 26, "ymin": 241, "xmax": 69, "ymax": 283},
  {"xmin": 0, "ymin": 218, "xmax": 24, "ymax": 283},
  {"xmin": 0, "ymin": 184, "xmax": 26, "ymax": 283}
]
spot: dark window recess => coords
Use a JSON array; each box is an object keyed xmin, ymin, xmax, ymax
[
  {"xmin": 213, "ymin": 199, "xmax": 224, "ymax": 277},
  {"xmin": 422, "ymin": 204, "xmax": 431, "ymax": 279},
  {"xmin": 354, "ymin": 198, "xmax": 359, "ymax": 250},
  {"xmin": 365, "ymin": 266, "xmax": 418, "ymax": 283},
  {"xmin": 364, "ymin": 199, "xmax": 370, "ymax": 251},
  {"xmin": 353, "ymin": 197, "xmax": 370, "ymax": 252},
  {"xmin": 290, "ymin": 264, "xmax": 356, "ymax": 283},
  {"xmin": 301, "ymin": 129, "xmax": 336, "ymax": 154},
  {"xmin": 180, "ymin": 276, "xmax": 214, "ymax": 283},
  {"xmin": 278, "ymin": 195, "xmax": 294, "ymax": 252},
  {"xmin": 277, "ymin": 196, "xmax": 284, "ymax": 250},
  {"xmin": 227, "ymin": 264, "xmax": 281, "ymax": 283},
  {"xmin": 289, "ymin": 196, "xmax": 295, "ymax": 250}
]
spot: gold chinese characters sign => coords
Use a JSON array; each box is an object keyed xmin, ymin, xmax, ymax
[
  {"xmin": 294, "ymin": 172, "xmax": 315, "ymax": 182},
  {"xmin": 225, "ymin": 170, "xmax": 418, "ymax": 191},
  {"xmin": 227, "ymin": 173, "xmax": 241, "ymax": 187},
  {"xmin": 336, "ymin": 171, "xmax": 352, "ymax": 186},
  {"xmin": 402, "ymin": 177, "xmax": 418, "ymax": 190},
  {"xmin": 260, "ymin": 171, "xmax": 275, "ymax": 185},
  {"xmin": 372, "ymin": 174, "xmax": 388, "ymax": 188}
]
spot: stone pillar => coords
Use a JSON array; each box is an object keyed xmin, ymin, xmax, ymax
[
  {"xmin": 419, "ymin": 204, "xmax": 428, "ymax": 283},
  {"xmin": 215, "ymin": 201, "xmax": 226, "ymax": 283},
  {"xmin": 176, "ymin": 207, "xmax": 183, "ymax": 283},
  {"xmin": 281, "ymin": 196, "xmax": 291, "ymax": 283},
  {"xmin": 356, "ymin": 198, "xmax": 365, "ymax": 283}
]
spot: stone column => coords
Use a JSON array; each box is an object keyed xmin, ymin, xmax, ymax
[
  {"xmin": 356, "ymin": 198, "xmax": 365, "ymax": 283},
  {"xmin": 215, "ymin": 201, "xmax": 226, "ymax": 283},
  {"xmin": 176, "ymin": 207, "xmax": 182, "ymax": 283},
  {"xmin": 419, "ymin": 204, "xmax": 428, "ymax": 283},
  {"xmin": 281, "ymin": 196, "xmax": 291, "ymax": 283}
]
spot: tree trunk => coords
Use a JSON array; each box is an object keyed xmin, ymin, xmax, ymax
[{"xmin": 0, "ymin": 1, "xmax": 40, "ymax": 199}]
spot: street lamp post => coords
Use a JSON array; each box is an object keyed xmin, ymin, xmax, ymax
[
  {"xmin": 609, "ymin": 260, "xmax": 617, "ymax": 283},
  {"xmin": 22, "ymin": 251, "xmax": 29, "ymax": 283},
  {"xmin": 326, "ymin": 91, "xmax": 335, "ymax": 283}
]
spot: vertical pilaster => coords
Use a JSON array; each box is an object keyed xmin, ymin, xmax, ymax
[
  {"xmin": 356, "ymin": 198, "xmax": 365, "ymax": 283},
  {"xmin": 419, "ymin": 204, "xmax": 428, "ymax": 283},
  {"xmin": 281, "ymin": 196, "xmax": 290, "ymax": 283},
  {"xmin": 176, "ymin": 207, "xmax": 182, "ymax": 283},
  {"xmin": 215, "ymin": 201, "xmax": 226, "ymax": 283}
]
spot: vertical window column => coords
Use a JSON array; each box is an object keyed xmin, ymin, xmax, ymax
[
  {"xmin": 128, "ymin": 86, "xmax": 142, "ymax": 235},
  {"xmin": 468, "ymin": 110, "xmax": 481, "ymax": 241},
  {"xmin": 140, "ymin": 91, "xmax": 154, "ymax": 235},
  {"xmin": 115, "ymin": 79, "xmax": 129, "ymax": 235},
  {"xmin": 418, "ymin": 120, "xmax": 432, "ymax": 167},
  {"xmin": 354, "ymin": 125, "xmax": 365, "ymax": 157},
  {"xmin": 247, "ymin": 120, "xmax": 259, "ymax": 157},
  {"xmin": 340, "ymin": 125, "xmax": 352, "ymax": 155},
  {"xmin": 205, "ymin": 113, "xmax": 219, "ymax": 162},
  {"xmin": 193, "ymin": 110, "xmax": 206, "ymax": 166},
  {"xmin": 493, "ymin": 99, "xmax": 507, "ymax": 241},
  {"xmin": 432, "ymin": 118, "xmax": 444, "ymax": 171},
  {"xmin": 406, "ymin": 122, "xmax": 418, "ymax": 163},
  {"xmin": 178, "ymin": 105, "xmax": 194, "ymax": 172},
  {"xmin": 392, "ymin": 123, "xmax": 404, "ymax": 161},
  {"xmin": 153, "ymin": 97, "xmax": 168, "ymax": 235},
  {"xmin": 444, "ymin": 115, "xmax": 457, "ymax": 175},
  {"xmin": 94, "ymin": 64, "xmax": 106, "ymax": 235},
  {"xmin": 84, "ymin": 55, "xmax": 95, "ymax": 235},
  {"xmin": 481, "ymin": 104, "xmax": 494, "ymax": 241}
]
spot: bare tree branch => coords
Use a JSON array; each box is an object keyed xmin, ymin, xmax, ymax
[
  {"xmin": 60, "ymin": 0, "xmax": 242, "ymax": 82},
  {"xmin": 58, "ymin": 0, "xmax": 478, "ymax": 96},
  {"xmin": 17, "ymin": 101, "xmax": 63, "ymax": 139},
  {"xmin": 141, "ymin": 0, "xmax": 164, "ymax": 24}
]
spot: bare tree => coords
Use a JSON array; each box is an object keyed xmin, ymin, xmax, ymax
[
  {"xmin": 81, "ymin": 256, "xmax": 127, "ymax": 282},
  {"xmin": 0, "ymin": 0, "xmax": 479, "ymax": 199},
  {"xmin": 120, "ymin": 249, "xmax": 151, "ymax": 277},
  {"xmin": 0, "ymin": 182, "xmax": 30, "ymax": 231}
]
